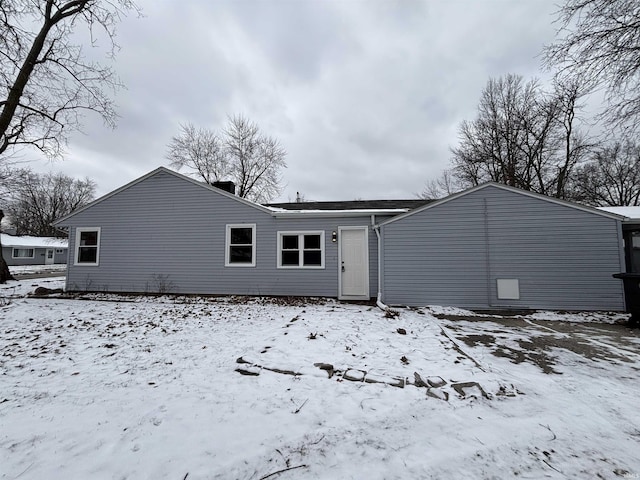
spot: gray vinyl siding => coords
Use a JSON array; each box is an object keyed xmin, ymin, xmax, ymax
[
  {"xmin": 4, "ymin": 246, "xmax": 42, "ymax": 266},
  {"xmin": 272, "ymin": 217, "xmax": 379, "ymax": 298},
  {"xmin": 4, "ymin": 246, "xmax": 67, "ymax": 266},
  {"xmin": 61, "ymin": 170, "xmax": 379, "ymax": 297},
  {"xmin": 54, "ymin": 249, "xmax": 68, "ymax": 264},
  {"xmin": 382, "ymin": 193, "xmax": 490, "ymax": 308},
  {"xmin": 382, "ymin": 185, "xmax": 625, "ymax": 311}
]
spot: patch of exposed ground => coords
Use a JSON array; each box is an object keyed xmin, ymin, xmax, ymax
[{"xmin": 442, "ymin": 318, "xmax": 640, "ymax": 374}]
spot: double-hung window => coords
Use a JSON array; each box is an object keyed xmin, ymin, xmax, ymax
[
  {"xmin": 226, "ymin": 224, "xmax": 256, "ymax": 267},
  {"xmin": 75, "ymin": 227, "xmax": 101, "ymax": 265},
  {"xmin": 278, "ymin": 231, "xmax": 324, "ymax": 268},
  {"xmin": 12, "ymin": 248, "xmax": 34, "ymax": 259}
]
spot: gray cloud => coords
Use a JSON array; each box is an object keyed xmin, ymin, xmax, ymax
[{"xmin": 27, "ymin": 0, "xmax": 560, "ymax": 202}]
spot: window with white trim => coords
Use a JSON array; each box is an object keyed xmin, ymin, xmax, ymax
[
  {"xmin": 75, "ymin": 227, "xmax": 101, "ymax": 265},
  {"xmin": 277, "ymin": 231, "xmax": 325, "ymax": 268},
  {"xmin": 12, "ymin": 248, "xmax": 34, "ymax": 259},
  {"xmin": 226, "ymin": 224, "xmax": 256, "ymax": 266}
]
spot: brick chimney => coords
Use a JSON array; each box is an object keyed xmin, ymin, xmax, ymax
[{"xmin": 212, "ymin": 181, "xmax": 235, "ymax": 195}]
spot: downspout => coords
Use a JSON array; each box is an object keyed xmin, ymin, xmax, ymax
[
  {"xmin": 616, "ymin": 220, "xmax": 626, "ymax": 273},
  {"xmin": 373, "ymin": 222, "xmax": 389, "ymax": 311},
  {"xmin": 615, "ymin": 219, "xmax": 626, "ymax": 311}
]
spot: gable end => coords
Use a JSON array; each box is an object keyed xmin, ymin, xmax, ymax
[
  {"xmin": 53, "ymin": 167, "xmax": 273, "ymax": 226},
  {"xmin": 379, "ymin": 183, "xmax": 625, "ymax": 227}
]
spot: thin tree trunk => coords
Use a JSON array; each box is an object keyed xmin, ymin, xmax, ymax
[{"xmin": 0, "ymin": 210, "xmax": 15, "ymax": 283}]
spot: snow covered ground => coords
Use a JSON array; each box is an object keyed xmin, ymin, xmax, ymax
[{"xmin": 1, "ymin": 277, "xmax": 639, "ymax": 479}]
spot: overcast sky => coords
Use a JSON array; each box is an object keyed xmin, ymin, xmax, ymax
[{"xmin": 32, "ymin": 0, "xmax": 562, "ymax": 202}]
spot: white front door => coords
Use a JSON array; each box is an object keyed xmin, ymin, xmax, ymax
[
  {"xmin": 45, "ymin": 248, "xmax": 55, "ymax": 265},
  {"xmin": 339, "ymin": 227, "xmax": 369, "ymax": 300}
]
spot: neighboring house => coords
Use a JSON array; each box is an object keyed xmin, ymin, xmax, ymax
[
  {"xmin": 1, "ymin": 234, "xmax": 68, "ymax": 266},
  {"xmin": 53, "ymin": 167, "xmax": 628, "ymax": 311},
  {"xmin": 598, "ymin": 206, "xmax": 640, "ymax": 274}
]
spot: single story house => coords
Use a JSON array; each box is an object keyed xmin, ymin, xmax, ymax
[
  {"xmin": 53, "ymin": 167, "xmax": 628, "ymax": 311},
  {"xmin": 1, "ymin": 234, "xmax": 68, "ymax": 266},
  {"xmin": 598, "ymin": 206, "xmax": 640, "ymax": 274}
]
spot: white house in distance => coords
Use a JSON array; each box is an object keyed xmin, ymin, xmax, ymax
[{"xmin": 1, "ymin": 234, "xmax": 68, "ymax": 266}]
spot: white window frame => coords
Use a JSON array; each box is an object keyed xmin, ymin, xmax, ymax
[
  {"xmin": 277, "ymin": 231, "xmax": 325, "ymax": 269},
  {"xmin": 225, "ymin": 224, "xmax": 256, "ymax": 267},
  {"xmin": 12, "ymin": 248, "xmax": 35, "ymax": 259},
  {"xmin": 74, "ymin": 227, "xmax": 101, "ymax": 266}
]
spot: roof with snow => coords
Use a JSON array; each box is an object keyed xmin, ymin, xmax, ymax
[
  {"xmin": 1, "ymin": 234, "xmax": 68, "ymax": 249},
  {"xmin": 597, "ymin": 206, "xmax": 640, "ymax": 221},
  {"xmin": 265, "ymin": 199, "xmax": 433, "ymax": 211}
]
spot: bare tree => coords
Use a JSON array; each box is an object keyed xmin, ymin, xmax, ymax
[
  {"xmin": 0, "ymin": 0, "xmax": 137, "ymax": 283},
  {"xmin": 420, "ymin": 170, "xmax": 462, "ymax": 199},
  {"xmin": 573, "ymin": 141, "xmax": 640, "ymax": 206},
  {"xmin": 451, "ymin": 75, "xmax": 553, "ymax": 191},
  {"xmin": 167, "ymin": 123, "xmax": 229, "ymax": 184},
  {"xmin": 224, "ymin": 115, "xmax": 286, "ymax": 203},
  {"xmin": 0, "ymin": 0, "xmax": 138, "ymax": 159},
  {"xmin": 167, "ymin": 115, "xmax": 287, "ymax": 203},
  {"xmin": 5, "ymin": 169, "xmax": 96, "ymax": 236},
  {"xmin": 544, "ymin": 0, "xmax": 640, "ymax": 132},
  {"xmin": 551, "ymin": 78, "xmax": 594, "ymax": 199},
  {"xmin": 449, "ymin": 74, "xmax": 591, "ymax": 199}
]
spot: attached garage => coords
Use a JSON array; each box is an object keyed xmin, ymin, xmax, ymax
[{"xmin": 378, "ymin": 183, "xmax": 626, "ymax": 311}]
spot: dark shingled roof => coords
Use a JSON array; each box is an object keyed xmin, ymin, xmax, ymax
[{"xmin": 265, "ymin": 199, "xmax": 434, "ymax": 211}]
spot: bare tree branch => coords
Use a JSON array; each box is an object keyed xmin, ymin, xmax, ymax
[
  {"xmin": 447, "ymin": 74, "xmax": 592, "ymax": 200},
  {"xmin": 544, "ymin": 0, "xmax": 640, "ymax": 132},
  {"xmin": 0, "ymin": 0, "xmax": 140, "ymax": 161},
  {"xmin": 167, "ymin": 123, "xmax": 229, "ymax": 184},
  {"xmin": 419, "ymin": 170, "xmax": 462, "ymax": 199},
  {"xmin": 4, "ymin": 169, "xmax": 96, "ymax": 236},
  {"xmin": 167, "ymin": 115, "xmax": 287, "ymax": 203},
  {"xmin": 573, "ymin": 140, "xmax": 640, "ymax": 206},
  {"xmin": 0, "ymin": 0, "xmax": 139, "ymax": 283}
]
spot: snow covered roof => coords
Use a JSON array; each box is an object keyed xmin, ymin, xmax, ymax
[
  {"xmin": 268, "ymin": 207, "xmax": 410, "ymax": 217},
  {"xmin": 1, "ymin": 234, "xmax": 67, "ymax": 249},
  {"xmin": 266, "ymin": 199, "xmax": 432, "ymax": 211},
  {"xmin": 597, "ymin": 206, "xmax": 640, "ymax": 221},
  {"xmin": 264, "ymin": 199, "xmax": 433, "ymax": 217}
]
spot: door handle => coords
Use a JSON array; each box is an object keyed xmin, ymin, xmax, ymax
[{"xmin": 341, "ymin": 261, "xmax": 345, "ymax": 272}]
